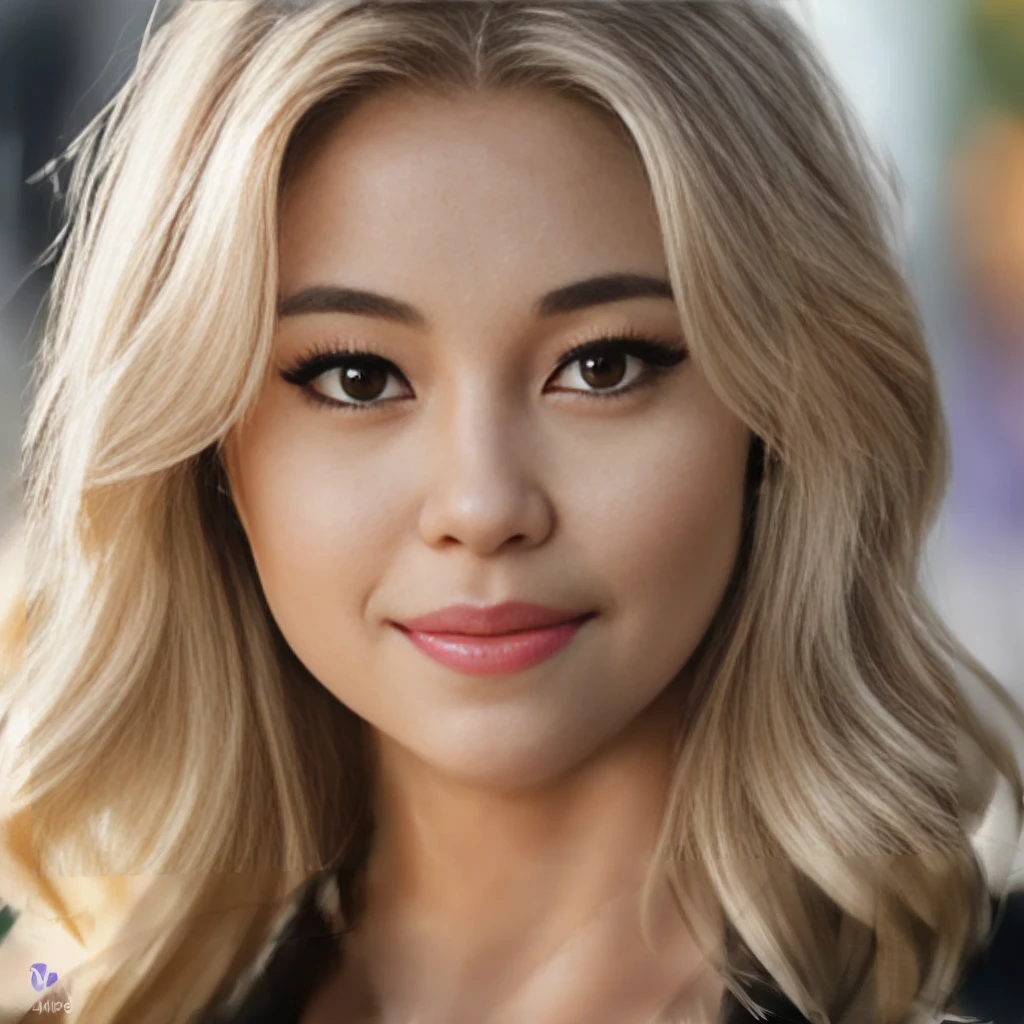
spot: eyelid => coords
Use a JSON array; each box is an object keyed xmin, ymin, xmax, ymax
[
  {"xmin": 552, "ymin": 332, "xmax": 687, "ymax": 371},
  {"xmin": 277, "ymin": 328, "xmax": 688, "ymax": 410},
  {"xmin": 280, "ymin": 329, "xmax": 686, "ymax": 378},
  {"xmin": 278, "ymin": 337, "xmax": 402, "ymax": 386}
]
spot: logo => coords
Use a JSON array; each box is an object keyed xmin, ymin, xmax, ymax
[{"xmin": 29, "ymin": 964, "xmax": 59, "ymax": 993}]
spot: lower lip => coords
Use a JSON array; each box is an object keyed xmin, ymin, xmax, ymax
[{"xmin": 393, "ymin": 615, "xmax": 594, "ymax": 676}]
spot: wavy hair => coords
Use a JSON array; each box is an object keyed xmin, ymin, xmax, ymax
[{"xmin": 1, "ymin": 1, "xmax": 1022, "ymax": 1021}]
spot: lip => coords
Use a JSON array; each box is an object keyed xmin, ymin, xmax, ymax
[
  {"xmin": 391, "ymin": 602, "xmax": 597, "ymax": 677},
  {"xmin": 396, "ymin": 601, "xmax": 594, "ymax": 636},
  {"xmin": 392, "ymin": 614, "xmax": 595, "ymax": 676}
]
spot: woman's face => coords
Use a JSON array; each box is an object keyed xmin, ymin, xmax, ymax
[{"xmin": 226, "ymin": 87, "xmax": 751, "ymax": 789}]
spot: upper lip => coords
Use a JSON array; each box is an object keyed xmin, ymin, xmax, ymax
[{"xmin": 395, "ymin": 602, "xmax": 594, "ymax": 636}]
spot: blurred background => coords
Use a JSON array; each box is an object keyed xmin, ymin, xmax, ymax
[{"xmin": 0, "ymin": 0, "xmax": 1022, "ymax": 813}]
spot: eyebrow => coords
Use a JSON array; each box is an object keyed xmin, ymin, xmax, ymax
[{"xmin": 276, "ymin": 272, "xmax": 675, "ymax": 326}]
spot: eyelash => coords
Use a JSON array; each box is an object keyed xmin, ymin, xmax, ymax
[{"xmin": 278, "ymin": 327, "xmax": 688, "ymax": 415}]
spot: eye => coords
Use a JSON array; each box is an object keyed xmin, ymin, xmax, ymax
[
  {"xmin": 547, "ymin": 335, "xmax": 687, "ymax": 401},
  {"xmin": 279, "ymin": 344, "xmax": 412, "ymax": 411},
  {"xmin": 278, "ymin": 332, "xmax": 687, "ymax": 414}
]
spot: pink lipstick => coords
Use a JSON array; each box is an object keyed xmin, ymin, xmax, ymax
[{"xmin": 392, "ymin": 602, "xmax": 595, "ymax": 676}]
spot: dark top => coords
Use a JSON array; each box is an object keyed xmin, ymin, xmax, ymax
[
  {"xmin": 181, "ymin": 868, "xmax": 1024, "ymax": 1024},
  {"xmin": 2, "ymin": 877, "xmax": 1019, "ymax": 1022}
]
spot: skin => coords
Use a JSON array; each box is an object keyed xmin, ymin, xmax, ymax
[{"xmin": 225, "ymin": 86, "xmax": 751, "ymax": 1023}]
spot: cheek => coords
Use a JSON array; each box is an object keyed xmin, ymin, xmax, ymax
[
  {"xmin": 584, "ymin": 412, "xmax": 749, "ymax": 654},
  {"xmin": 228, "ymin": 415, "xmax": 393, "ymax": 647}
]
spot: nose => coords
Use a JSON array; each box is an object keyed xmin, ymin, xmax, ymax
[{"xmin": 417, "ymin": 389, "xmax": 555, "ymax": 556}]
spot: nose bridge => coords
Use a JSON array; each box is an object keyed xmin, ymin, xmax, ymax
[{"xmin": 418, "ymin": 372, "xmax": 551, "ymax": 552}]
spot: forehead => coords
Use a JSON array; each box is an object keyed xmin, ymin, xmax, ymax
[{"xmin": 276, "ymin": 87, "xmax": 669, "ymax": 310}]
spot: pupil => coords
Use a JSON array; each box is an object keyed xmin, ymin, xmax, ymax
[
  {"xmin": 343, "ymin": 364, "xmax": 387, "ymax": 402},
  {"xmin": 581, "ymin": 353, "xmax": 627, "ymax": 390}
]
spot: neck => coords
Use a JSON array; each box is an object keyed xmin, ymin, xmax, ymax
[{"xmin": 328, "ymin": 676, "xmax": 724, "ymax": 1022}]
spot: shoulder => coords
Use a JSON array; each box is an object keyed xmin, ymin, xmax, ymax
[
  {"xmin": 203, "ymin": 872, "xmax": 1024, "ymax": 1024},
  {"xmin": 722, "ymin": 889, "xmax": 1024, "ymax": 1024},
  {"xmin": 22, "ymin": 866, "xmax": 1016, "ymax": 1024},
  {"xmin": 945, "ymin": 887, "xmax": 1024, "ymax": 1024},
  {"xmin": 195, "ymin": 867, "xmax": 348, "ymax": 1023}
]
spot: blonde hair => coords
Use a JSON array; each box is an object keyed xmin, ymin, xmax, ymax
[{"xmin": 1, "ymin": 1, "xmax": 1022, "ymax": 1021}]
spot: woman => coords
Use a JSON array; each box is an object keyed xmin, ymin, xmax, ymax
[{"xmin": 0, "ymin": 1, "xmax": 1022, "ymax": 1022}]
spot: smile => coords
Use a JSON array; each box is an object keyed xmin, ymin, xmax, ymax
[{"xmin": 392, "ymin": 614, "xmax": 596, "ymax": 676}]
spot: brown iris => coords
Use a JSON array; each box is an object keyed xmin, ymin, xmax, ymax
[
  {"xmin": 340, "ymin": 362, "xmax": 389, "ymax": 402},
  {"xmin": 579, "ymin": 352, "xmax": 628, "ymax": 390}
]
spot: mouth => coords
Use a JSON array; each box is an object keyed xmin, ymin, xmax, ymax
[
  {"xmin": 391, "ymin": 613, "xmax": 596, "ymax": 677},
  {"xmin": 395, "ymin": 601, "xmax": 597, "ymax": 636}
]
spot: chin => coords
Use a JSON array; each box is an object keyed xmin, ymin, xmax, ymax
[{"xmin": 393, "ymin": 732, "xmax": 600, "ymax": 791}]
